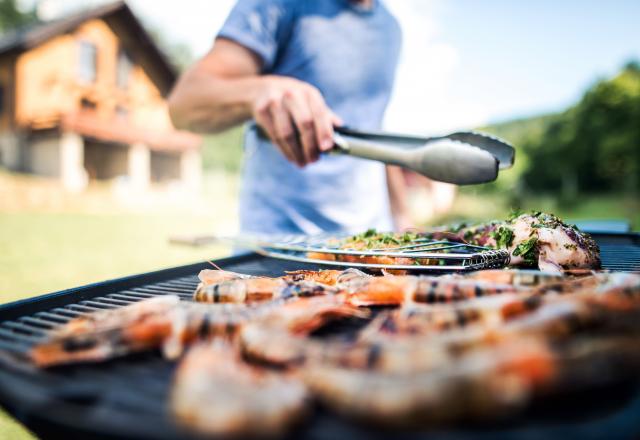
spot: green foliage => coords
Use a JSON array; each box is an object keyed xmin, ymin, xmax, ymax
[
  {"xmin": 0, "ymin": 0, "xmax": 37, "ymax": 33},
  {"xmin": 201, "ymin": 126, "xmax": 244, "ymax": 172},
  {"xmin": 483, "ymin": 60, "xmax": 640, "ymax": 197},
  {"xmin": 146, "ymin": 26, "xmax": 195, "ymax": 72}
]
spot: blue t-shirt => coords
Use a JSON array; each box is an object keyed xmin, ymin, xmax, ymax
[{"xmin": 218, "ymin": 0, "xmax": 402, "ymax": 234}]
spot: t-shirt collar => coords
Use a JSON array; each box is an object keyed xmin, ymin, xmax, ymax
[{"xmin": 340, "ymin": 0, "xmax": 379, "ymax": 14}]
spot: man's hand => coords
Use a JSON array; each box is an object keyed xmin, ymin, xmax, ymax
[
  {"xmin": 168, "ymin": 38, "xmax": 341, "ymax": 167},
  {"xmin": 252, "ymin": 76, "xmax": 342, "ymax": 166}
]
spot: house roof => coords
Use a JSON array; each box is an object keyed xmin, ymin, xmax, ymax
[{"xmin": 0, "ymin": 1, "xmax": 177, "ymax": 96}]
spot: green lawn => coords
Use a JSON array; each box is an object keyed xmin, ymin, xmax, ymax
[
  {"xmin": 0, "ymin": 409, "xmax": 35, "ymax": 440},
  {"xmin": 0, "ymin": 211, "xmax": 231, "ymax": 304}
]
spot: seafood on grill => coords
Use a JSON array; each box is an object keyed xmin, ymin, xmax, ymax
[
  {"xmin": 243, "ymin": 272, "xmax": 640, "ymax": 375},
  {"xmin": 354, "ymin": 272, "xmax": 607, "ymax": 339},
  {"xmin": 346, "ymin": 275, "xmax": 526, "ymax": 306},
  {"xmin": 30, "ymin": 295, "xmax": 181, "ymax": 367},
  {"xmin": 194, "ymin": 268, "xmax": 368, "ymax": 303},
  {"xmin": 490, "ymin": 212, "xmax": 601, "ymax": 272},
  {"xmin": 306, "ymin": 211, "xmax": 601, "ymax": 273},
  {"xmin": 171, "ymin": 341, "xmax": 309, "ymax": 437},
  {"xmin": 306, "ymin": 229, "xmax": 434, "ymax": 269},
  {"xmin": 302, "ymin": 335, "xmax": 640, "ymax": 426},
  {"xmin": 23, "ymin": 261, "xmax": 640, "ymax": 438},
  {"xmin": 31, "ymin": 269, "xmax": 364, "ymax": 367},
  {"xmin": 378, "ymin": 273, "xmax": 638, "ymax": 340},
  {"xmin": 240, "ymin": 294, "xmax": 368, "ymax": 366},
  {"xmin": 435, "ymin": 212, "xmax": 601, "ymax": 272},
  {"xmin": 194, "ymin": 278, "xmax": 341, "ymax": 304},
  {"xmin": 30, "ymin": 295, "xmax": 296, "ymax": 367}
]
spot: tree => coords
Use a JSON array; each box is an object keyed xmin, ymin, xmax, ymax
[
  {"xmin": 146, "ymin": 27, "xmax": 194, "ymax": 73},
  {"xmin": 513, "ymin": 60, "xmax": 640, "ymax": 196},
  {"xmin": 0, "ymin": 0, "xmax": 37, "ymax": 34}
]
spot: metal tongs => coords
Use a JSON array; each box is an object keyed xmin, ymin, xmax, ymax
[{"xmin": 332, "ymin": 126, "xmax": 515, "ymax": 185}]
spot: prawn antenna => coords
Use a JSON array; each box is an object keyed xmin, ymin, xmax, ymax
[{"xmin": 207, "ymin": 261, "xmax": 224, "ymax": 271}]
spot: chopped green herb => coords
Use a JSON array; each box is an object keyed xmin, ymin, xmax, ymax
[
  {"xmin": 491, "ymin": 226, "xmax": 514, "ymax": 249},
  {"xmin": 345, "ymin": 229, "xmax": 421, "ymax": 249},
  {"xmin": 512, "ymin": 237, "xmax": 539, "ymax": 265},
  {"xmin": 507, "ymin": 208, "xmax": 524, "ymax": 221}
]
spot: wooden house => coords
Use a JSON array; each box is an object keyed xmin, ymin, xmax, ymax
[{"xmin": 0, "ymin": 1, "xmax": 201, "ymax": 191}]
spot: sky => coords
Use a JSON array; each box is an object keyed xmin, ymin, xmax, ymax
[{"xmin": 23, "ymin": 0, "xmax": 640, "ymax": 135}]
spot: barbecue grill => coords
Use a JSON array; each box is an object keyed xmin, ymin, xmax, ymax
[{"xmin": 0, "ymin": 231, "xmax": 639, "ymax": 439}]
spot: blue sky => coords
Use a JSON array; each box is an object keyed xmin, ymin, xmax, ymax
[
  {"xmin": 437, "ymin": 0, "xmax": 640, "ymax": 122},
  {"xmin": 23, "ymin": 0, "xmax": 640, "ymax": 134}
]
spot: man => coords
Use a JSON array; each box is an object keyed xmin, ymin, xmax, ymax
[{"xmin": 169, "ymin": 0, "xmax": 410, "ymax": 234}]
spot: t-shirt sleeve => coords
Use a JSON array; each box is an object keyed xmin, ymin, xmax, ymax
[{"xmin": 217, "ymin": 0, "xmax": 294, "ymax": 72}]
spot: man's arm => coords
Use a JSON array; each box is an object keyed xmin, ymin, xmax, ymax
[
  {"xmin": 168, "ymin": 39, "xmax": 340, "ymax": 166},
  {"xmin": 386, "ymin": 166, "xmax": 413, "ymax": 231}
]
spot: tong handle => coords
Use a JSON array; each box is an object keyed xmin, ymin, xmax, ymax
[{"xmin": 332, "ymin": 132, "xmax": 410, "ymax": 167}]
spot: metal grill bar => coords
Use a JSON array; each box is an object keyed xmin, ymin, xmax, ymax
[
  {"xmin": 2, "ymin": 321, "xmax": 47, "ymax": 336},
  {"xmin": 34, "ymin": 312, "xmax": 71, "ymax": 323},
  {"xmin": 217, "ymin": 233, "xmax": 511, "ymax": 271},
  {"xmin": 18, "ymin": 317, "xmax": 56, "ymax": 329}
]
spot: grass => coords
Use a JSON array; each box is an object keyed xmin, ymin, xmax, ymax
[
  {"xmin": 0, "ymin": 170, "xmax": 239, "ymax": 303},
  {"xmin": 0, "ymin": 211, "xmax": 233, "ymax": 303},
  {"xmin": 0, "ymin": 409, "xmax": 35, "ymax": 440}
]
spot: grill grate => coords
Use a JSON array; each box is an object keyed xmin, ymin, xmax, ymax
[
  {"xmin": 224, "ymin": 232, "xmax": 512, "ymax": 271},
  {"xmin": 599, "ymin": 244, "xmax": 640, "ymax": 272},
  {"xmin": 0, "ymin": 233, "xmax": 639, "ymax": 439}
]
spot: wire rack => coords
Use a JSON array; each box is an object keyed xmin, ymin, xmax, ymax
[{"xmin": 223, "ymin": 232, "xmax": 511, "ymax": 272}]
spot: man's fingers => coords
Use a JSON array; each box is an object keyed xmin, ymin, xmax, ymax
[
  {"xmin": 269, "ymin": 100, "xmax": 304, "ymax": 166},
  {"xmin": 307, "ymin": 89, "xmax": 335, "ymax": 152},
  {"xmin": 254, "ymin": 106, "xmax": 283, "ymax": 154},
  {"xmin": 255, "ymin": 103, "xmax": 296, "ymax": 163},
  {"xmin": 284, "ymin": 91, "xmax": 318, "ymax": 163},
  {"xmin": 330, "ymin": 111, "xmax": 344, "ymax": 128}
]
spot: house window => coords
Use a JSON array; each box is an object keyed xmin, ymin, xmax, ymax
[
  {"xmin": 116, "ymin": 49, "xmax": 132, "ymax": 89},
  {"xmin": 80, "ymin": 98, "xmax": 97, "ymax": 111},
  {"xmin": 115, "ymin": 105, "xmax": 128, "ymax": 120},
  {"xmin": 78, "ymin": 40, "xmax": 97, "ymax": 83}
]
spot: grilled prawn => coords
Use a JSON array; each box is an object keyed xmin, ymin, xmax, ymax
[
  {"xmin": 171, "ymin": 341, "xmax": 309, "ymax": 437},
  {"xmin": 194, "ymin": 278, "xmax": 341, "ymax": 303},
  {"xmin": 302, "ymin": 336, "xmax": 640, "ymax": 426},
  {"xmin": 30, "ymin": 296, "xmax": 294, "ymax": 367},
  {"xmin": 343, "ymin": 274, "xmax": 524, "ymax": 306},
  {"xmin": 240, "ymin": 295, "xmax": 369, "ymax": 366},
  {"xmin": 299, "ymin": 272, "xmax": 640, "ymax": 374},
  {"xmin": 194, "ymin": 268, "xmax": 367, "ymax": 303}
]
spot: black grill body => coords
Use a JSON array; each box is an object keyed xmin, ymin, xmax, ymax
[{"xmin": 0, "ymin": 233, "xmax": 639, "ymax": 440}]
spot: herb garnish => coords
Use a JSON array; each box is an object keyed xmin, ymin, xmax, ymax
[
  {"xmin": 491, "ymin": 226, "xmax": 514, "ymax": 249},
  {"xmin": 512, "ymin": 237, "xmax": 538, "ymax": 265},
  {"xmin": 345, "ymin": 229, "xmax": 420, "ymax": 249}
]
